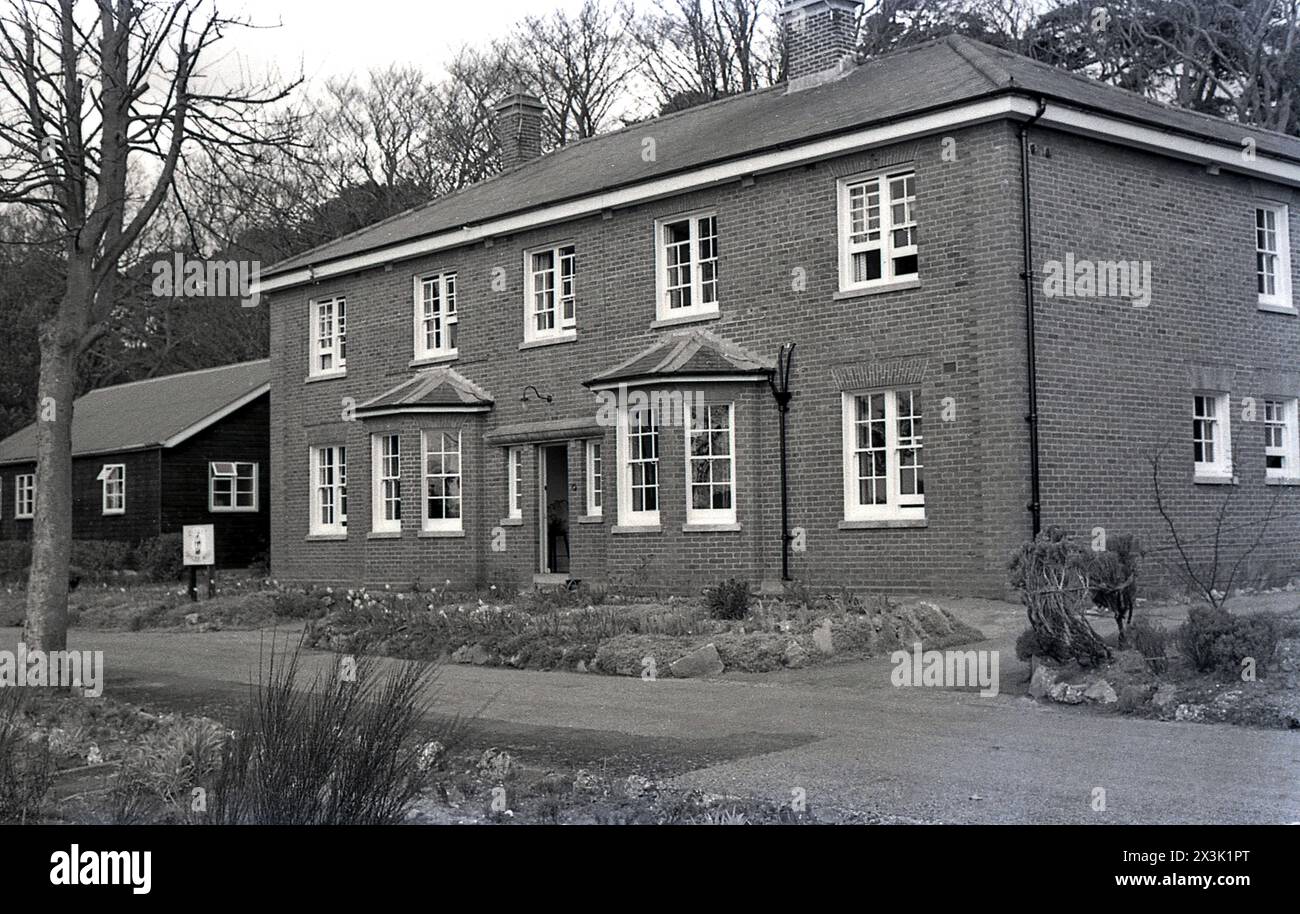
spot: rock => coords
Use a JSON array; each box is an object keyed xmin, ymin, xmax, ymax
[
  {"xmin": 1275, "ymin": 638, "xmax": 1300, "ymax": 673},
  {"xmin": 1083, "ymin": 679, "xmax": 1118, "ymax": 704},
  {"xmin": 1028, "ymin": 663, "xmax": 1057, "ymax": 699},
  {"xmin": 1048, "ymin": 681, "xmax": 1087, "ymax": 704},
  {"xmin": 1175, "ymin": 703, "xmax": 1206, "ymax": 722},
  {"xmin": 573, "ymin": 769, "xmax": 600, "ymax": 792},
  {"xmin": 575, "ymin": 660, "xmax": 588, "ymax": 674},
  {"xmin": 812, "ymin": 619, "xmax": 834, "ymax": 655},
  {"xmin": 783, "ymin": 641, "xmax": 809, "ymax": 669},
  {"xmin": 668, "ymin": 643, "xmax": 724, "ymax": 678},
  {"xmin": 477, "ymin": 748, "xmax": 512, "ymax": 780},
  {"xmin": 1152, "ymin": 683, "xmax": 1179, "ymax": 710},
  {"xmin": 184, "ymin": 612, "xmax": 200, "ymax": 625},
  {"xmin": 624, "ymin": 774, "xmax": 655, "ymax": 799},
  {"xmin": 452, "ymin": 644, "xmax": 491, "ymax": 665}
]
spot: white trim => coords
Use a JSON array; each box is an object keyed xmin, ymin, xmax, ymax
[
  {"xmin": 655, "ymin": 210, "xmax": 719, "ymax": 321},
  {"xmin": 421, "ymin": 430, "xmax": 463, "ymax": 533},
  {"xmin": 255, "ymin": 95, "xmax": 1300, "ymax": 296},
  {"xmin": 841, "ymin": 388, "xmax": 926, "ymax": 522},
  {"xmin": 308, "ymin": 296, "xmax": 347, "ymax": 377},
  {"xmin": 354, "ymin": 405, "xmax": 491, "ymax": 419},
  {"xmin": 523, "ymin": 243, "xmax": 578, "ymax": 342},
  {"xmin": 371, "ymin": 433, "xmax": 403, "ymax": 534},
  {"xmin": 208, "ymin": 461, "xmax": 259, "ymax": 513},
  {"xmin": 585, "ymin": 439, "xmax": 603, "ymax": 518},
  {"xmin": 1192, "ymin": 392, "xmax": 1233, "ymax": 479},
  {"xmin": 413, "ymin": 271, "xmax": 458, "ymax": 362},
  {"xmin": 837, "ymin": 168, "xmax": 918, "ymax": 292},
  {"xmin": 14, "ymin": 473, "xmax": 34, "ymax": 519},
  {"xmin": 616, "ymin": 403, "xmax": 660, "ymax": 527},
  {"xmin": 588, "ymin": 373, "xmax": 769, "ymax": 392},
  {"xmin": 99, "ymin": 463, "xmax": 126, "ymax": 515},
  {"xmin": 506, "ymin": 446, "xmax": 523, "ymax": 520},
  {"xmin": 684, "ymin": 402, "xmax": 736, "ymax": 525},
  {"xmin": 159, "ymin": 384, "xmax": 270, "ymax": 449},
  {"xmin": 1255, "ymin": 201, "xmax": 1293, "ymax": 310},
  {"xmin": 1263, "ymin": 397, "xmax": 1298, "ymax": 480},
  {"xmin": 310, "ymin": 445, "xmax": 348, "ymax": 535}
]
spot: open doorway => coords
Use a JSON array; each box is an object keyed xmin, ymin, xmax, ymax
[{"xmin": 538, "ymin": 444, "xmax": 570, "ymax": 575}]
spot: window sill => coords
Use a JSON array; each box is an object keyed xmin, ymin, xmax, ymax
[
  {"xmin": 838, "ymin": 518, "xmax": 928, "ymax": 529},
  {"xmin": 519, "ymin": 332, "xmax": 577, "ymax": 351},
  {"xmin": 577, "ymin": 515, "xmax": 604, "ymax": 524},
  {"xmin": 833, "ymin": 278, "xmax": 921, "ymax": 300},
  {"xmin": 611, "ymin": 524, "xmax": 661, "ymax": 534},
  {"xmin": 367, "ymin": 531, "xmax": 402, "ymax": 540},
  {"xmin": 1193, "ymin": 474, "xmax": 1236, "ymax": 485},
  {"xmin": 650, "ymin": 310, "xmax": 720, "ymax": 330},
  {"xmin": 1257, "ymin": 301, "xmax": 1296, "ymax": 315},
  {"xmin": 306, "ymin": 533, "xmax": 348, "ymax": 542},
  {"xmin": 102, "ymin": 511, "xmax": 125, "ymax": 517},
  {"xmin": 420, "ymin": 529, "xmax": 465, "ymax": 538},
  {"xmin": 305, "ymin": 370, "xmax": 347, "ymax": 384},
  {"xmin": 210, "ymin": 508, "xmax": 259, "ymax": 515},
  {"xmin": 410, "ymin": 351, "xmax": 459, "ymax": 368},
  {"xmin": 498, "ymin": 517, "xmax": 524, "ymax": 527},
  {"xmin": 682, "ymin": 523, "xmax": 741, "ymax": 533},
  {"xmin": 1265, "ymin": 476, "xmax": 1300, "ymax": 486}
]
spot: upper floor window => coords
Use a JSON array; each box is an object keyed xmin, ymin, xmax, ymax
[
  {"xmin": 839, "ymin": 170, "xmax": 918, "ymax": 291},
  {"xmin": 415, "ymin": 273, "xmax": 457, "ymax": 360},
  {"xmin": 371, "ymin": 434, "xmax": 402, "ymax": 533},
  {"xmin": 618, "ymin": 405, "xmax": 660, "ymax": 527},
  {"xmin": 210, "ymin": 461, "xmax": 258, "ymax": 512},
  {"xmin": 310, "ymin": 296, "xmax": 347, "ymax": 376},
  {"xmin": 99, "ymin": 464, "xmax": 125, "ymax": 515},
  {"xmin": 842, "ymin": 388, "xmax": 924, "ymax": 521},
  {"xmin": 657, "ymin": 213, "xmax": 718, "ymax": 320},
  {"xmin": 585, "ymin": 440, "xmax": 602, "ymax": 518},
  {"xmin": 423, "ymin": 431, "xmax": 462, "ymax": 533},
  {"xmin": 685, "ymin": 403, "xmax": 735, "ymax": 525},
  {"xmin": 1263, "ymin": 398, "xmax": 1298, "ymax": 479},
  {"xmin": 1256, "ymin": 203, "xmax": 1292, "ymax": 310},
  {"xmin": 506, "ymin": 446, "xmax": 523, "ymax": 520},
  {"xmin": 311, "ymin": 445, "xmax": 348, "ymax": 534},
  {"xmin": 15, "ymin": 474, "xmax": 34, "ymax": 519},
  {"xmin": 526, "ymin": 245, "xmax": 576, "ymax": 341},
  {"xmin": 1193, "ymin": 392, "xmax": 1232, "ymax": 479}
]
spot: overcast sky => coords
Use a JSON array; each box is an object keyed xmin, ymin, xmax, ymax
[{"xmin": 216, "ymin": 0, "xmax": 594, "ymax": 87}]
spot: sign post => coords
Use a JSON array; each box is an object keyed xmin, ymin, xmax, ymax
[{"xmin": 182, "ymin": 524, "xmax": 215, "ymax": 603}]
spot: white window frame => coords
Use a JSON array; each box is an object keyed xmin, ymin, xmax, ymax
[
  {"xmin": 616, "ymin": 403, "xmax": 660, "ymax": 527},
  {"xmin": 655, "ymin": 211, "xmax": 719, "ymax": 321},
  {"xmin": 371, "ymin": 434, "xmax": 402, "ymax": 534},
  {"xmin": 524, "ymin": 244, "xmax": 577, "ymax": 342},
  {"xmin": 684, "ymin": 402, "xmax": 736, "ymax": 525},
  {"xmin": 506, "ymin": 446, "xmax": 523, "ymax": 520},
  {"xmin": 209, "ymin": 461, "xmax": 259, "ymax": 513},
  {"xmin": 422, "ymin": 430, "xmax": 463, "ymax": 533},
  {"xmin": 413, "ymin": 272, "xmax": 458, "ymax": 360},
  {"xmin": 1193, "ymin": 392, "xmax": 1233, "ymax": 479},
  {"xmin": 585, "ymin": 439, "xmax": 603, "ymax": 518},
  {"xmin": 311, "ymin": 445, "xmax": 348, "ymax": 534},
  {"xmin": 15, "ymin": 474, "xmax": 34, "ymax": 520},
  {"xmin": 98, "ymin": 464, "xmax": 126, "ymax": 515},
  {"xmin": 1263, "ymin": 398, "xmax": 1298, "ymax": 479},
  {"xmin": 309, "ymin": 296, "xmax": 347, "ymax": 377},
  {"xmin": 1256, "ymin": 202, "xmax": 1292, "ymax": 310},
  {"xmin": 841, "ymin": 388, "xmax": 925, "ymax": 521},
  {"xmin": 837, "ymin": 169, "xmax": 918, "ymax": 292}
]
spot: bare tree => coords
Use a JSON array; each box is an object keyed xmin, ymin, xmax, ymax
[{"xmin": 0, "ymin": 0, "xmax": 298, "ymax": 652}]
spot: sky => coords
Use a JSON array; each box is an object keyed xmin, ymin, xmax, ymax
[{"xmin": 214, "ymin": 0, "xmax": 595, "ymax": 87}]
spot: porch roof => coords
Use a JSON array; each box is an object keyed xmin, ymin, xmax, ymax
[
  {"xmin": 354, "ymin": 367, "xmax": 493, "ymax": 417},
  {"xmin": 584, "ymin": 328, "xmax": 774, "ymax": 390}
]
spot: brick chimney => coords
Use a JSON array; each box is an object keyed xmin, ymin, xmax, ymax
[
  {"xmin": 494, "ymin": 92, "xmax": 546, "ymax": 169},
  {"xmin": 782, "ymin": 0, "xmax": 862, "ymax": 88}
]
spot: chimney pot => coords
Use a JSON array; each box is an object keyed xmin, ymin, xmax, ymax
[
  {"xmin": 782, "ymin": 0, "xmax": 862, "ymax": 88},
  {"xmin": 494, "ymin": 92, "xmax": 546, "ymax": 169}
]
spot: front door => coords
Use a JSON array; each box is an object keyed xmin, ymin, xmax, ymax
[{"xmin": 538, "ymin": 444, "xmax": 570, "ymax": 575}]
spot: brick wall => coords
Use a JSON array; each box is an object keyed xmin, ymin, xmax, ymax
[{"xmin": 269, "ymin": 120, "xmax": 1036, "ymax": 595}]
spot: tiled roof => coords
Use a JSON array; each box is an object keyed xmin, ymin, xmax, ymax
[
  {"xmin": 355, "ymin": 367, "xmax": 494, "ymax": 415},
  {"xmin": 585, "ymin": 328, "xmax": 774, "ymax": 388},
  {"xmin": 263, "ymin": 35, "xmax": 1300, "ymax": 282},
  {"xmin": 0, "ymin": 361, "xmax": 270, "ymax": 465}
]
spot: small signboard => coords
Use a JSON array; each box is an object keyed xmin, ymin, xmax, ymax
[{"xmin": 183, "ymin": 524, "xmax": 215, "ymax": 567}]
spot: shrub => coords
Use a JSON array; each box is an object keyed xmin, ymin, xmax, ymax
[
  {"xmin": 270, "ymin": 589, "xmax": 324, "ymax": 620},
  {"xmin": 704, "ymin": 578, "xmax": 752, "ymax": 621},
  {"xmin": 1126, "ymin": 619, "xmax": 1171, "ymax": 674},
  {"xmin": 1008, "ymin": 527, "xmax": 1111, "ymax": 666},
  {"xmin": 136, "ymin": 533, "xmax": 184, "ymax": 583},
  {"xmin": 110, "ymin": 717, "xmax": 227, "ymax": 824},
  {"xmin": 0, "ymin": 542, "xmax": 31, "ymax": 582},
  {"xmin": 1178, "ymin": 606, "xmax": 1281, "ymax": 677},
  {"xmin": 70, "ymin": 540, "xmax": 134, "ymax": 576},
  {"xmin": 0, "ymin": 690, "xmax": 52, "ymax": 824},
  {"xmin": 1015, "ymin": 627, "xmax": 1045, "ymax": 662}
]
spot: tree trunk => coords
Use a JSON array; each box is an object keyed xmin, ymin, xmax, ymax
[{"xmin": 25, "ymin": 268, "xmax": 90, "ymax": 653}]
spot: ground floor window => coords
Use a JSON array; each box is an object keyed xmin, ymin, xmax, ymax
[
  {"xmin": 585, "ymin": 440, "xmax": 602, "ymax": 518},
  {"xmin": 506, "ymin": 446, "xmax": 523, "ymax": 520},
  {"xmin": 312, "ymin": 446, "xmax": 348, "ymax": 533},
  {"xmin": 1193, "ymin": 392, "xmax": 1232, "ymax": 478},
  {"xmin": 15, "ymin": 474, "xmax": 34, "ymax": 519},
  {"xmin": 1263, "ymin": 398, "xmax": 1298, "ymax": 478},
  {"xmin": 618, "ymin": 404, "xmax": 659, "ymax": 526},
  {"xmin": 99, "ymin": 464, "xmax": 125, "ymax": 515},
  {"xmin": 685, "ymin": 402, "xmax": 735, "ymax": 524},
  {"xmin": 210, "ymin": 461, "xmax": 258, "ymax": 512},
  {"xmin": 842, "ymin": 388, "xmax": 924, "ymax": 521},
  {"xmin": 371, "ymin": 434, "xmax": 402, "ymax": 533},
  {"xmin": 423, "ymin": 431, "xmax": 462, "ymax": 532}
]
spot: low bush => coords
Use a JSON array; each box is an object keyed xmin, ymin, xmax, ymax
[
  {"xmin": 0, "ymin": 690, "xmax": 52, "ymax": 824},
  {"xmin": 1178, "ymin": 606, "xmax": 1282, "ymax": 677},
  {"xmin": 1015, "ymin": 627, "xmax": 1045, "ymax": 662},
  {"xmin": 70, "ymin": 540, "xmax": 134, "ymax": 576},
  {"xmin": 704, "ymin": 578, "xmax": 752, "ymax": 621},
  {"xmin": 136, "ymin": 533, "xmax": 184, "ymax": 583},
  {"xmin": 110, "ymin": 717, "xmax": 227, "ymax": 824},
  {"xmin": 1126, "ymin": 619, "xmax": 1171, "ymax": 674},
  {"xmin": 0, "ymin": 542, "xmax": 31, "ymax": 582}
]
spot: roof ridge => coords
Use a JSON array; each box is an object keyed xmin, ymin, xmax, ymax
[
  {"xmin": 944, "ymin": 34, "xmax": 1010, "ymax": 89},
  {"xmin": 82, "ymin": 359, "xmax": 269, "ymax": 395}
]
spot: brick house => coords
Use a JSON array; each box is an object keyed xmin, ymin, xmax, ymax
[
  {"xmin": 257, "ymin": 0, "xmax": 1300, "ymax": 595},
  {"xmin": 0, "ymin": 361, "xmax": 271, "ymax": 568}
]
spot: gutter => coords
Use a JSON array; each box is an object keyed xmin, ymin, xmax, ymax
[{"xmin": 1020, "ymin": 98, "xmax": 1047, "ymax": 538}]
